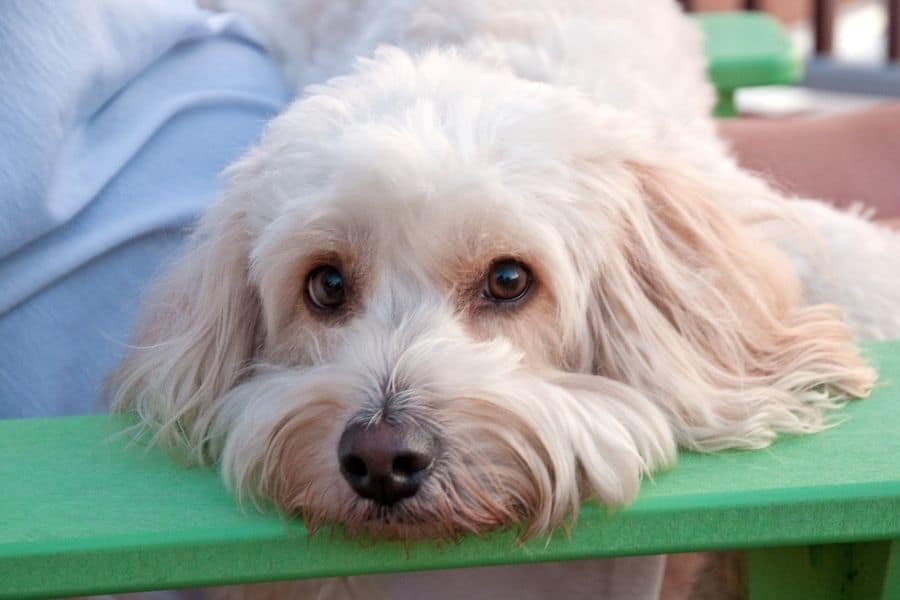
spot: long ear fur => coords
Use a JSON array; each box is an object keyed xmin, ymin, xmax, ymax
[
  {"xmin": 590, "ymin": 163, "xmax": 876, "ymax": 451},
  {"xmin": 110, "ymin": 200, "xmax": 261, "ymax": 463}
]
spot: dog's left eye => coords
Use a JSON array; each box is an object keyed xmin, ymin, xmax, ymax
[
  {"xmin": 307, "ymin": 266, "xmax": 346, "ymax": 310},
  {"xmin": 484, "ymin": 259, "xmax": 531, "ymax": 302}
]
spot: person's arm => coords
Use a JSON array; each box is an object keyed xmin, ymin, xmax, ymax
[{"xmin": 0, "ymin": 1, "xmax": 289, "ymax": 418}]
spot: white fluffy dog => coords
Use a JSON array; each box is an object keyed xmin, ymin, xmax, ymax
[{"xmin": 113, "ymin": 0, "xmax": 900, "ymax": 596}]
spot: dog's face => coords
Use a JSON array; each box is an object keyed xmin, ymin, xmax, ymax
[{"xmin": 114, "ymin": 49, "xmax": 873, "ymax": 540}]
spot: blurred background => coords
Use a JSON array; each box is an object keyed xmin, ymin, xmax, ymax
[{"xmin": 683, "ymin": 0, "xmax": 900, "ymax": 114}]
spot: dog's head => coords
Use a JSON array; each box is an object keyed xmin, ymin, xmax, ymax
[{"xmin": 113, "ymin": 49, "xmax": 874, "ymax": 539}]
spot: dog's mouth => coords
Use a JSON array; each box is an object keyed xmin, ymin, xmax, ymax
[
  {"xmin": 350, "ymin": 489, "xmax": 465, "ymax": 536},
  {"xmin": 360, "ymin": 499, "xmax": 416, "ymax": 522},
  {"xmin": 289, "ymin": 474, "xmax": 522, "ymax": 542},
  {"xmin": 295, "ymin": 502, "xmax": 457, "ymax": 541}
]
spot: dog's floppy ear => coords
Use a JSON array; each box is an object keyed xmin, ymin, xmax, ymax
[
  {"xmin": 588, "ymin": 162, "xmax": 875, "ymax": 451},
  {"xmin": 111, "ymin": 196, "xmax": 261, "ymax": 463}
]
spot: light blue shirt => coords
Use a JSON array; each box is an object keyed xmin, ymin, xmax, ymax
[{"xmin": 0, "ymin": 0, "xmax": 291, "ymax": 417}]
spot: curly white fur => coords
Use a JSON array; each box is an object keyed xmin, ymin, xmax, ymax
[{"xmin": 115, "ymin": 0, "xmax": 900, "ymax": 596}]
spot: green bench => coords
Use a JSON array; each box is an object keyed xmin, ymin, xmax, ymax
[
  {"xmin": 1, "ymin": 340, "xmax": 898, "ymax": 598},
  {"xmin": 698, "ymin": 12, "xmax": 802, "ymax": 116}
]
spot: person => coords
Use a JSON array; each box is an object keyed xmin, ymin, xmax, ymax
[{"xmin": 0, "ymin": 0, "xmax": 291, "ymax": 417}]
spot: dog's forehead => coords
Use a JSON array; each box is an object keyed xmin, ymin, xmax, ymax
[
  {"xmin": 239, "ymin": 54, "xmax": 644, "ymax": 273},
  {"xmin": 258, "ymin": 120, "xmax": 601, "ymax": 250},
  {"xmin": 273, "ymin": 177, "xmax": 551, "ymax": 266},
  {"xmin": 245, "ymin": 55, "xmax": 645, "ymax": 217}
]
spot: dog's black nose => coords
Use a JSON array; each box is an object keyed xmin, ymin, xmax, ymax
[{"xmin": 338, "ymin": 421, "xmax": 436, "ymax": 505}]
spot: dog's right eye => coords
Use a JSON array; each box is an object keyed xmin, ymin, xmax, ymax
[{"xmin": 307, "ymin": 266, "xmax": 346, "ymax": 310}]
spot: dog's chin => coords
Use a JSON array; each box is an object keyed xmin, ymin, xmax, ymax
[
  {"xmin": 292, "ymin": 494, "xmax": 520, "ymax": 542},
  {"xmin": 275, "ymin": 455, "xmax": 537, "ymax": 542}
]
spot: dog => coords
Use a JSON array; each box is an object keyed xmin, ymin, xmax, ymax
[{"xmin": 112, "ymin": 0, "xmax": 900, "ymax": 597}]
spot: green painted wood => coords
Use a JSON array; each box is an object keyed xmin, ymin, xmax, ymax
[
  {"xmin": 746, "ymin": 544, "xmax": 847, "ymax": 600},
  {"xmin": 1, "ymin": 341, "xmax": 898, "ymax": 599},
  {"xmin": 695, "ymin": 12, "xmax": 803, "ymax": 116},
  {"xmin": 746, "ymin": 541, "xmax": 900, "ymax": 599},
  {"xmin": 881, "ymin": 541, "xmax": 900, "ymax": 600},
  {"xmin": 714, "ymin": 88, "xmax": 738, "ymax": 118}
]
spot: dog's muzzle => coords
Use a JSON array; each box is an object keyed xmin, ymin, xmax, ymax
[{"xmin": 338, "ymin": 420, "xmax": 437, "ymax": 505}]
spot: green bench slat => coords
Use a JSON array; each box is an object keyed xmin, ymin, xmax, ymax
[{"xmin": 1, "ymin": 340, "xmax": 898, "ymax": 598}]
